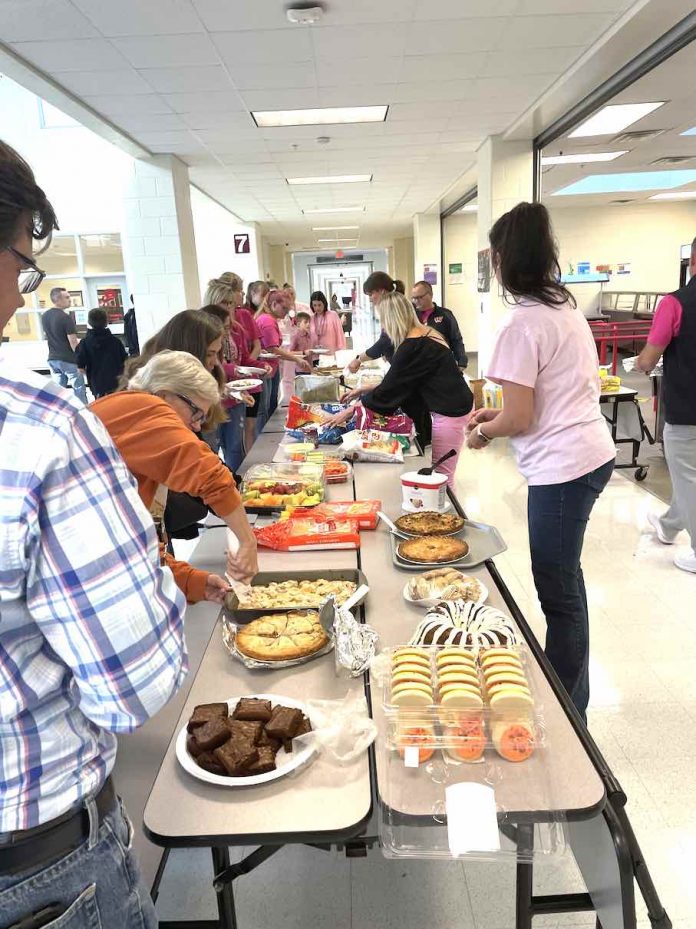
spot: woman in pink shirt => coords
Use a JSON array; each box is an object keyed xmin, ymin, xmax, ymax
[
  {"xmin": 310, "ymin": 290, "xmax": 346, "ymax": 354},
  {"xmin": 256, "ymin": 289, "xmax": 310, "ymax": 429},
  {"xmin": 466, "ymin": 202, "xmax": 615, "ymax": 720}
]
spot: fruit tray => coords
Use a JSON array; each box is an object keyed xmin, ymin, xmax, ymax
[{"xmin": 240, "ymin": 461, "xmax": 325, "ymax": 512}]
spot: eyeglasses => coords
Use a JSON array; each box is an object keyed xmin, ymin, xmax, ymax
[
  {"xmin": 6, "ymin": 246, "xmax": 46, "ymax": 294},
  {"xmin": 174, "ymin": 393, "xmax": 206, "ymax": 426},
  {"xmin": 412, "ymin": 293, "xmax": 428, "ymax": 301}
]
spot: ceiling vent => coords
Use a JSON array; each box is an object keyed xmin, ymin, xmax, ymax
[
  {"xmin": 612, "ymin": 128, "xmax": 666, "ymax": 145},
  {"xmin": 650, "ymin": 155, "xmax": 694, "ymax": 166}
]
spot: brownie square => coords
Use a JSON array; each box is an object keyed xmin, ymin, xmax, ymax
[
  {"xmin": 186, "ymin": 735, "xmax": 204, "ymax": 758},
  {"xmin": 214, "ymin": 740, "xmax": 259, "ymax": 776},
  {"xmin": 187, "ymin": 702, "xmax": 229, "ymax": 732},
  {"xmin": 196, "ymin": 751, "xmax": 226, "ymax": 776},
  {"xmin": 245, "ymin": 746, "xmax": 277, "ymax": 776},
  {"xmin": 257, "ymin": 730, "xmax": 281, "ymax": 753},
  {"xmin": 193, "ymin": 717, "xmax": 230, "ymax": 752},
  {"xmin": 226, "ymin": 719, "xmax": 264, "ymax": 744},
  {"xmin": 265, "ymin": 705, "xmax": 303, "ymax": 741},
  {"xmin": 296, "ymin": 715, "xmax": 312, "ymax": 736},
  {"xmin": 232, "ymin": 698, "xmax": 272, "ymax": 722}
]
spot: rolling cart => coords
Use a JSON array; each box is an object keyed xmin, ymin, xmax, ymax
[{"xmin": 599, "ymin": 386, "xmax": 653, "ymax": 481}]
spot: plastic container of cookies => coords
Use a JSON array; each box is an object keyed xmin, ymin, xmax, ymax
[{"xmin": 380, "ymin": 645, "xmax": 545, "ymax": 764}]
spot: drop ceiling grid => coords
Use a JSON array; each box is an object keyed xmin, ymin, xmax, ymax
[{"xmin": 0, "ymin": 0, "xmax": 646, "ymax": 238}]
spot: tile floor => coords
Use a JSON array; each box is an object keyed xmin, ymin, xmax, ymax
[{"xmin": 158, "ymin": 433, "xmax": 692, "ymax": 928}]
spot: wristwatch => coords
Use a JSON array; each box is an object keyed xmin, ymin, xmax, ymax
[{"xmin": 476, "ymin": 424, "xmax": 492, "ymax": 445}]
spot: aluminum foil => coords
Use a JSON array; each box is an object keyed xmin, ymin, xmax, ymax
[{"xmin": 334, "ymin": 604, "xmax": 379, "ymax": 677}]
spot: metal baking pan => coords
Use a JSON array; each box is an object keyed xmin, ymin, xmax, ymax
[
  {"xmin": 224, "ymin": 568, "xmax": 369, "ymax": 622},
  {"xmin": 389, "ymin": 520, "xmax": 506, "ymax": 571}
]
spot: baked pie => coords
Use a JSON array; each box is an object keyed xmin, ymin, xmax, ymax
[
  {"xmin": 235, "ymin": 611, "xmax": 328, "ymax": 661},
  {"xmin": 398, "ymin": 535, "xmax": 469, "ymax": 564},
  {"xmin": 395, "ymin": 512, "xmax": 465, "ymax": 537}
]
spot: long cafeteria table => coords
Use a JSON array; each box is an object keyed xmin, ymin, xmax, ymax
[{"xmin": 142, "ymin": 429, "xmax": 667, "ymax": 929}]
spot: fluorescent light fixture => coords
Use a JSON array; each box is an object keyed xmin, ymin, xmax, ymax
[
  {"xmin": 681, "ymin": 126, "xmax": 696, "ymax": 136},
  {"xmin": 302, "ymin": 206, "xmax": 365, "ymax": 214},
  {"xmin": 287, "ymin": 174, "xmax": 372, "ymax": 185},
  {"xmin": 553, "ymin": 169, "xmax": 696, "ymax": 196},
  {"xmin": 541, "ymin": 151, "xmax": 628, "ymax": 165},
  {"xmin": 569, "ymin": 102, "xmax": 665, "ymax": 138},
  {"xmin": 649, "ymin": 190, "xmax": 696, "ymax": 200},
  {"xmin": 312, "ymin": 225, "xmax": 360, "ymax": 231},
  {"xmin": 252, "ymin": 105, "xmax": 388, "ymax": 128}
]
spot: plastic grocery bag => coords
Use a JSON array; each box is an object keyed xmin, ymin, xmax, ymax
[{"xmin": 302, "ymin": 691, "xmax": 377, "ymax": 764}]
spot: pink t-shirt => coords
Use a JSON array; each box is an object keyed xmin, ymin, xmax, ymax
[
  {"xmin": 648, "ymin": 294, "xmax": 682, "ymax": 347},
  {"xmin": 256, "ymin": 312, "xmax": 281, "ymax": 375},
  {"xmin": 235, "ymin": 307, "xmax": 261, "ymax": 347},
  {"xmin": 310, "ymin": 310, "xmax": 346, "ymax": 353},
  {"xmin": 487, "ymin": 300, "xmax": 615, "ymax": 486}
]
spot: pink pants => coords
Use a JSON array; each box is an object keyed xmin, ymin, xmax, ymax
[{"xmin": 431, "ymin": 411, "xmax": 472, "ymax": 487}]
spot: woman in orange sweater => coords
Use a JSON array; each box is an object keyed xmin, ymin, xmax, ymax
[{"xmin": 91, "ymin": 350, "xmax": 258, "ymax": 602}]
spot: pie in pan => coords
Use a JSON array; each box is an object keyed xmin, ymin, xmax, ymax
[
  {"xmin": 395, "ymin": 511, "xmax": 465, "ymax": 536},
  {"xmin": 398, "ymin": 535, "xmax": 469, "ymax": 564},
  {"xmin": 236, "ymin": 611, "xmax": 328, "ymax": 661}
]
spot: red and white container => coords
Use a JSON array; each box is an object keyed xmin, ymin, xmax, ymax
[{"xmin": 400, "ymin": 470, "xmax": 449, "ymax": 512}]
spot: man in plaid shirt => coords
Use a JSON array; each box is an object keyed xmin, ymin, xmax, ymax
[{"xmin": 0, "ymin": 142, "xmax": 187, "ymax": 926}]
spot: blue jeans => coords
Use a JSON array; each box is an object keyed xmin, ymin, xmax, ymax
[
  {"xmin": 527, "ymin": 459, "xmax": 614, "ymax": 720},
  {"xmin": 0, "ymin": 796, "xmax": 156, "ymax": 929},
  {"xmin": 219, "ymin": 404, "xmax": 246, "ymax": 473},
  {"xmin": 255, "ymin": 371, "xmax": 277, "ymax": 436},
  {"xmin": 48, "ymin": 360, "xmax": 88, "ymax": 404}
]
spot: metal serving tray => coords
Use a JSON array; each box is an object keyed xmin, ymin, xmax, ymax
[
  {"xmin": 389, "ymin": 520, "xmax": 506, "ymax": 571},
  {"xmin": 223, "ymin": 568, "xmax": 369, "ymax": 623}
]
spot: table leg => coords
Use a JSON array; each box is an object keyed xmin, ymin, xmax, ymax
[
  {"xmin": 515, "ymin": 823, "xmax": 534, "ymax": 929},
  {"xmin": 611, "ymin": 803, "xmax": 672, "ymax": 929},
  {"xmin": 211, "ymin": 847, "xmax": 238, "ymax": 929}
]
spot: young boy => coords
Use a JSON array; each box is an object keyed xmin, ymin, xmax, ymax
[
  {"xmin": 289, "ymin": 311, "xmax": 316, "ymax": 370},
  {"xmin": 75, "ymin": 307, "xmax": 127, "ymax": 398}
]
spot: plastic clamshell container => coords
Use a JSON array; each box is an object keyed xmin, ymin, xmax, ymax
[{"xmin": 240, "ymin": 461, "xmax": 325, "ymax": 511}]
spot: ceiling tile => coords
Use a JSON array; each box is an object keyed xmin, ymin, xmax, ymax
[
  {"xmin": 389, "ymin": 80, "xmax": 478, "ymax": 104},
  {"xmin": 317, "ymin": 84, "xmax": 396, "ymax": 108},
  {"xmin": 240, "ymin": 88, "xmax": 320, "ymax": 110},
  {"xmin": 139, "ymin": 65, "xmax": 232, "ymax": 94},
  {"xmin": 413, "ymin": 0, "xmax": 517, "ymax": 17},
  {"xmin": 316, "ymin": 57, "xmax": 404, "ymax": 86},
  {"xmin": 313, "ymin": 24, "xmax": 408, "ymax": 59},
  {"xmin": 84, "ymin": 94, "xmax": 174, "ymax": 116},
  {"xmin": 480, "ymin": 45, "xmax": 583, "ymax": 77},
  {"xmin": 404, "ymin": 18, "xmax": 507, "ymax": 55},
  {"xmin": 516, "ymin": 0, "xmax": 632, "ymax": 12},
  {"xmin": 118, "ymin": 113, "xmax": 188, "ymax": 132},
  {"xmin": 192, "ymin": 0, "xmax": 289, "ymax": 32},
  {"xmin": 72, "ymin": 0, "xmax": 204, "ymax": 36},
  {"xmin": 498, "ymin": 13, "xmax": 614, "ymax": 48},
  {"xmin": 111, "ymin": 33, "xmax": 217, "ymax": 68},
  {"xmin": 401, "ymin": 53, "xmax": 489, "ymax": 82},
  {"xmin": 10, "ymin": 38, "xmax": 129, "ymax": 71},
  {"xmin": 179, "ymin": 110, "xmax": 252, "ymax": 130},
  {"xmin": 162, "ymin": 91, "xmax": 246, "ymax": 113},
  {"xmin": 58, "ymin": 70, "xmax": 153, "ymax": 97},
  {"xmin": 223, "ymin": 62, "xmax": 316, "ymax": 91},
  {"xmin": 212, "ymin": 29, "xmax": 313, "ymax": 65},
  {"xmin": 0, "ymin": 0, "xmax": 98, "ymax": 41}
]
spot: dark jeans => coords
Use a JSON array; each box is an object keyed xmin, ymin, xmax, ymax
[{"xmin": 527, "ymin": 459, "xmax": 614, "ymax": 720}]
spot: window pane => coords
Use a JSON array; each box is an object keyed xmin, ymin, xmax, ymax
[
  {"xmin": 40, "ymin": 236, "xmax": 79, "ymax": 276},
  {"xmin": 79, "ymin": 233, "xmax": 124, "ymax": 274},
  {"xmin": 35, "ymin": 277, "xmax": 84, "ymax": 311}
]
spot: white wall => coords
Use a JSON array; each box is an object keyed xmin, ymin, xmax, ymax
[
  {"xmin": 291, "ymin": 248, "xmax": 389, "ymax": 304},
  {"xmin": 413, "ymin": 213, "xmax": 442, "ymax": 305},
  {"xmin": 548, "ymin": 201, "xmax": 696, "ymax": 311},
  {"xmin": 190, "ymin": 188, "xmax": 261, "ymax": 302},
  {"xmin": 442, "ymin": 213, "xmax": 479, "ymax": 353}
]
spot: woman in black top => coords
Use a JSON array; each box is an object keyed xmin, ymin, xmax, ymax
[{"xmin": 336, "ymin": 293, "xmax": 473, "ymax": 484}]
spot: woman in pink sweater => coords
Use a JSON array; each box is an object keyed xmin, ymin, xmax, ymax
[{"xmin": 309, "ymin": 290, "xmax": 346, "ymax": 355}]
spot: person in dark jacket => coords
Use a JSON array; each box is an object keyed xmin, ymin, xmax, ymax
[
  {"xmin": 411, "ymin": 280, "xmax": 468, "ymax": 368},
  {"xmin": 75, "ymin": 307, "xmax": 127, "ymax": 398}
]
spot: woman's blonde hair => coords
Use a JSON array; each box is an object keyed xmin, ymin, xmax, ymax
[
  {"xmin": 126, "ymin": 350, "xmax": 221, "ymax": 407},
  {"xmin": 204, "ymin": 272, "xmax": 243, "ymax": 307},
  {"xmin": 379, "ymin": 292, "xmax": 420, "ymax": 350}
]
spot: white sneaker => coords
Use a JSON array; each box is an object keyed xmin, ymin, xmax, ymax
[
  {"xmin": 674, "ymin": 550, "xmax": 696, "ymax": 574},
  {"xmin": 647, "ymin": 511, "xmax": 677, "ymax": 545}
]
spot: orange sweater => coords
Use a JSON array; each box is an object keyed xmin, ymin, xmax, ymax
[{"xmin": 91, "ymin": 392, "xmax": 241, "ymax": 603}]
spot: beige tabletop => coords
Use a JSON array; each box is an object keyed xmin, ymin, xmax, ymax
[
  {"xmin": 144, "ymin": 469, "xmax": 373, "ymax": 846},
  {"xmin": 353, "ymin": 458, "xmax": 605, "ymax": 822}
]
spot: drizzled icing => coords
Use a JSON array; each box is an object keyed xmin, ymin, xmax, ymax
[{"xmin": 408, "ymin": 600, "xmax": 517, "ymax": 649}]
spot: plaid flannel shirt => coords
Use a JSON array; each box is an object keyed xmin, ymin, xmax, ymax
[{"xmin": 0, "ymin": 368, "xmax": 188, "ymax": 833}]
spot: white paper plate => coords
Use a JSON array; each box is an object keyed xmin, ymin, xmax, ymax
[
  {"xmin": 259, "ymin": 352, "xmax": 277, "ymax": 360},
  {"xmin": 402, "ymin": 576, "xmax": 489, "ymax": 609},
  {"xmin": 312, "ymin": 347, "xmax": 331, "ymax": 354},
  {"xmin": 176, "ymin": 693, "xmax": 316, "ymax": 787},
  {"xmin": 227, "ymin": 378, "xmax": 262, "ymax": 393},
  {"xmin": 237, "ymin": 365, "xmax": 265, "ymax": 376}
]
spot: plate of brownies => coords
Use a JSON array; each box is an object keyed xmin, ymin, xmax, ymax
[{"xmin": 177, "ymin": 694, "xmax": 315, "ymax": 787}]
